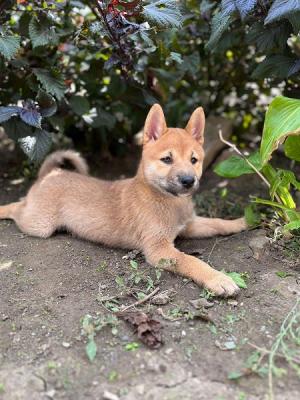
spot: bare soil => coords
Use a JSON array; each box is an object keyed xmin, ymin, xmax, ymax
[{"xmin": 0, "ymin": 147, "xmax": 299, "ymax": 400}]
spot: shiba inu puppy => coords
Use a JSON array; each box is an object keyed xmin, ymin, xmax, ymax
[{"xmin": 0, "ymin": 104, "xmax": 247, "ymax": 296}]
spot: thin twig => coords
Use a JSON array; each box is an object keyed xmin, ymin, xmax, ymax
[
  {"xmin": 207, "ymin": 239, "xmax": 218, "ymax": 264},
  {"xmin": 218, "ymin": 129, "xmax": 270, "ymax": 187},
  {"xmin": 248, "ymin": 342, "xmax": 300, "ymax": 364},
  {"xmin": 119, "ymin": 286, "xmax": 160, "ymax": 312},
  {"xmin": 93, "ymin": 0, "xmax": 130, "ymax": 66},
  {"xmin": 218, "ymin": 129, "xmax": 285, "ymax": 208}
]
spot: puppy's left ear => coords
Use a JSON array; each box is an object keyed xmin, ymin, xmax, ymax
[{"xmin": 185, "ymin": 107, "xmax": 205, "ymax": 145}]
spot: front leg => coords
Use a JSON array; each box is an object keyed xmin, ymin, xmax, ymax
[
  {"xmin": 143, "ymin": 239, "xmax": 239, "ymax": 296},
  {"xmin": 181, "ymin": 216, "xmax": 247, "ymax": 239}
]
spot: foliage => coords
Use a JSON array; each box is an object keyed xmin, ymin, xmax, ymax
[
  {"xmin": 228, "ymin": 298, "xmax": 300, "ymax": 400},
  {"xmin": 81, "ymin": 313, "xmax": 119, "ymax": 362},
  {"xmin": 0, "ymin": 1, "xmax": 299, "ymax": 162},
  {"xmin": 215, "ymin": 96, "xmax": 300, "ymax": 233}
]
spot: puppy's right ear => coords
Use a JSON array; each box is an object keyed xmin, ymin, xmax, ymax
[{"xmin": 143, "ymin": 104, "xmax": 167, "ymax": 145}]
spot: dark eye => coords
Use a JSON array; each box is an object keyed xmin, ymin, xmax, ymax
[
  {"xmin": 191, "ymin": 157, "xmax": 198, "ymax": 164},
  {"xmin": 160, "ymin": 156, "xmax": 173, "ymax": 164}
]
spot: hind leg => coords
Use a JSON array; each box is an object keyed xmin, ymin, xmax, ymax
[
  {"xmin": 0, "ymin": 202, "xmax": 22, "ymax": 220},
  {"xmin": 0, "ymin": 200, "xmax": 56, "ymax": 238}
]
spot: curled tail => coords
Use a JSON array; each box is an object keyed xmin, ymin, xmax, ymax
[{"xmin": 38, "ymin": 150, "xmax": 89, "ymax": 179}]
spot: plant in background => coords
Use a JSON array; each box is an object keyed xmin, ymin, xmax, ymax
[
  {"xmin": 215, "ymin": 95, "xmax": 300, "ymax": 233},
  {"xmin": 0, "ymin": 0, "xmax": 300, "ymax": 164},
  {"xmin": 0, "ymin": 0, "xmax": 183, "ymax": 162}
]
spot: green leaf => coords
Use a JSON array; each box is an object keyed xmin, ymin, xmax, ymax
[
  {"xmin": 284, "ymin": 136, "xmax": 300, "ymax": 161},
  {"xmin": 288, "ymin": 11, "xmax": 300, "ymax": 33},
  {"xmin": 246, "ymin": 22, "xmax": 290, "ymax": 53},
  {"xmin": 18, "ymin": 129, "xmax": 52, "ymax": 163},
  {"xmin": 33, "ymin": 68, "xmax": 65, "ymax": 100},
  {"xmin": 91, "ymin": 107, "xmax": 116, "ymax": 130},
  {"xmin": 234, "ymin": 0, "xmax": 257, "ymax": 18},
  {"xmin": 265, "ymin": 0, "xmax": 300, "ymax": 25},
  {"xmin": 254, "ymin": 197, "xmax": 294, "ymax": 211},
  {"xmin": 276, "ymin": 271, "xmax": 289, "ymax": 278},
  {"xmin": 260, "ymin": 96, "xmax": 300, "ymax": 165},
  {"xmin": 29, "ymin": 16, "xmax": 58, "ymax": 48},
  {"xmin": 142, "ymin": 0, "xmax": 183, "ymax": 28},
  {"xmin": 226, "ymin": 272, "xmax": 247, "ymax": 289},
  {"xmin": 130, "ymin": 260, "xmax": 138, "ymax": 270},
  {"xmin": 244, "ymin": 204, "xmax": 261, "ymax": 227},
  {"xmin": 86, "ymin": 337, "xmax": 97, "ymax": 362},
  {"xmin": 206, "ymin": 11, "xmax": 233, "ymax": 51},
  {"xmin": 214, "ymin": 151, "xmax": 262, "ymax": 178},
  {"xmin": 252, "ymin": 55, "xmax": 296, "ymax": 79},
  {"xmin": 2, "ymin": 117, "xmax": 33, "ymax": 140},
  {"xmin": 69, "ymin": 95, "xmax": 90, "ymax": 116},
  {"xmin": 228, "ymin": 371, "xmax": 243, "ymax": 380},
  {"xmin": 0, "ymin": 34, "xmax": 20, "ymax": 60},
  {"xmin": 283, "ymin": 220, "xmax": 300, "ymax": 232},
  {"xmin": 262, "ymin": 164, "xmax": 297, "ymax": 209}
]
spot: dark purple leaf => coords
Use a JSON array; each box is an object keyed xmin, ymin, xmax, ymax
[{"xmin": 0, "ymin": 106, "xmax": 22, "ymax": 123}]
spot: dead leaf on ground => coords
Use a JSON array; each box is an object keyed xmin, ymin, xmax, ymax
[{"xmin": 117, "ymin": 311, "xmax": 163, "ymax": 349}]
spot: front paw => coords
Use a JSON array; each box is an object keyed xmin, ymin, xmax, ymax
[
  {"xmin": 236, "ymin": 217, "xmax": 248, "ymax": 232},
  {"xmin": 204, "ymin": 272, "xmax": 240, "ymax": 297}
]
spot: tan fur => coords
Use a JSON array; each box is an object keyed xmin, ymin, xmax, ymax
[
  {"xmin": 38, "ymin": 150, "xmax": 89, "ymax": 179},
  {"xmin": 0, "ymin": 105, "xmax": 247, "ymax": 296}
]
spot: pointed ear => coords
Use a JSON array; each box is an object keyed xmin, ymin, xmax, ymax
[
  {"xmin": 143, "ymin": 104, "xmax": 167, "ymax": 145},
  {"xmin": 185, "ymin": 107, "xmax": 205, "ymax": 145}
]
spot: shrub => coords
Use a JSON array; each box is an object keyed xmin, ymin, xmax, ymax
[{"xmin": 0, "ymin": 0, "xmax": 299, "ymax": 162}]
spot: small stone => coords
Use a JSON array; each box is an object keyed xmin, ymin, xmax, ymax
[
  {"xmin": 189, "ymin": 298, "xmax": 214, "ymax": 309},
  {"xmin": 227, "ymin": 299, "xmax": 238, "ymax": 306},
  {"xmin": 62, "ymin": 342, "xmax": 70, "ymax": 348},
  {"xmin": 45, "ymin": 389, "xmax": 56, "ymax": 399},
  {"xmin": 136, "ymin": 384, "xmax": 145, "ymax": 395},
  {"xmin": 249, "ymin": 232, "xmax": 269, "ymax": 260},
  {"xmin": 103, "ymin": 391, "xmax": 120, "ymax": 400},
  {"xmin": 165, "ymin": 348, "xmax": 173, "ymax": 355}
]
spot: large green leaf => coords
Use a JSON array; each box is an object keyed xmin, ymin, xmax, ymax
[
  {"xmin": 29, "ymin": 16, "xmax": 58, "ymax": 48},
  {"xmin": 214, "ymin": 151, "xmax": 262, "ymax": 178},
  {"xmin": 288, "ymin": 11, "xmax": 300, "ymax": 33},
  {"xmin": 260, "ymin": 96, "xmax": 300, "ymax": 165},
  {"xmin": 33, "ymin": 68, "xmax": 65, "ymax": 100},
  {"xmin": 284, "ymin": 136, "xmax": 300, "ymax": 161},
  {"xmin": 0, "ymin": 34, "xmax": 20, "ymax": 60},
  {"xmin": 265, "ymin": 0, "xmax": 300, "ymax": 25},
  {"xmin": 2, "ymin": 117, "xmax": 33, "ymax": 141},
  {"xmin": 69, "ymin": 95, "xmax": 90, "ymax": 116},
  {"xmin": 206, "ymin": 11, "xmax": 233, "ymax": 51},
  {"xmin": 18, "ymin": 129, "xmax": 52, "ymax": 163},
  {"xmin": 142, "ymin": 0, "xmax": 183, "ymax": 28},
  {"xmin": 252, "ymin": 55, "xmax": 296, "ymax": 79}
]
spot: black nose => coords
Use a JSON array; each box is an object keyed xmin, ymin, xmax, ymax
[{"xmin": 178, "ymin": 175, "xmax": 195, "ymax": 188}]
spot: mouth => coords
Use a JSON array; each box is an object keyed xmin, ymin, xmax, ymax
[{"xmin": 161, "ymin": 180, "xmax": 199, "ymax": 197}]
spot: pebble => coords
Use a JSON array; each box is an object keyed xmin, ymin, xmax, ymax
[
  {"xmin": 102, "ymin": 390, "xmax": 120, "ymax": 400},
  {"xmin": 189, "ymin": 298, "xmax": 214, "ymax": 309},
  {"xmin": 227, "ymin": 299, "xmax": 238, "ymax": 306},
  {"xmin": 62, "ymin": 341, "xmax": 70, "ymax": 348}
]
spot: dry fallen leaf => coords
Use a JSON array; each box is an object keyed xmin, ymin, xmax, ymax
[{"xmin": 117, "ymin": 311, "xmax": 163, "ymax": 349}]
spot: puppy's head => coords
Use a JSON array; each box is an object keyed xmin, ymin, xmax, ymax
[{"xmin": 141, "ymin": 104, "xmax": 205, "ymax": 197}]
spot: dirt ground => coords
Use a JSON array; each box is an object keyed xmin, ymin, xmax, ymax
[{"xmin": 0, "ymin": 145, "xmax": 299, "ymax": 400}]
